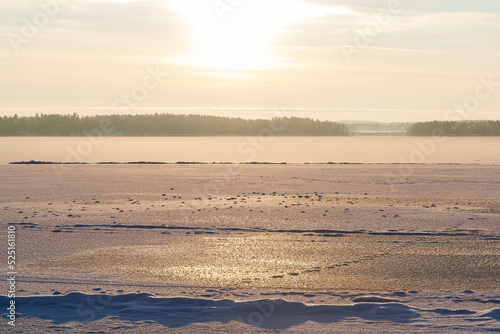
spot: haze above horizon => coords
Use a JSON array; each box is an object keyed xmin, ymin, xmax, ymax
[{"xmin": 1, "ymin": 0, "xmax": 499, "ymax": 122}]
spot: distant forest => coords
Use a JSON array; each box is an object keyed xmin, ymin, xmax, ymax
[
  {"xmin": 408, "ymin": 120, "xmax": 500, "ymax": 136},
  {"xmin": 0, "ymin": 113, "xmax": 349, "ymax": 136},
  {"xmin": 2, "ymin": 114, "xmax": 499, "ymax": 136}
]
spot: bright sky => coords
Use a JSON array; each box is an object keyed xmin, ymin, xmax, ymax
[{"xmin": 1, "ymin": 0, "xmax": 499, "ymax": 121}]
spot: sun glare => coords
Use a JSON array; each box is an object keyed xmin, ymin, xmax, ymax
[{"xmin": 169, "ymin": 0, "xmax": 352, "ymax": 71}]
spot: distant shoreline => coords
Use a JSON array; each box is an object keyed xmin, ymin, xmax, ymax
[
  {"xmin": 1, "ymin": 113, "xmax": 499, "ymax": 136},
  {"xmin": 3, "ymin": 134, "xmax": 500, "ymax": 137},
  {"xmin": 9, "ymin": 160, "xmax": 498, "ymax": 166}
]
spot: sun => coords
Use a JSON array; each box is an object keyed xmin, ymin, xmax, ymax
[{"xmin": 169, "ymin": 0, "xmax": 352, "ymax": 71}]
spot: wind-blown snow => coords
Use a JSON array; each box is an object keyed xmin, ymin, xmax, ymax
[{"xmin": 1, "ymin": 293, "xmax": 499, "ymax": 332}]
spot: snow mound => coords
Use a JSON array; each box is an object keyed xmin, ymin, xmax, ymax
[{"xmin": 1, "ymin": 293, "xmax": 498, "ymax": 330}]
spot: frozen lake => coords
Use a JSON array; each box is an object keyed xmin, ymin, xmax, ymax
[{"xmin": 1, "ymin": 136, "xmax": 500, "ymax": 164}]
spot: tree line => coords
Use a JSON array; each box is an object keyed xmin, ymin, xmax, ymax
[
  {"xmin": 407, "ymin": 120, "xmax": 500, "ymax": 136},
  {"xmin": 2, "ymin": 114, "xmax": 499, "ymax": 136},
  {"xmin": 0, "ymin": 113, "xmax": 350, "ymax": 136}
]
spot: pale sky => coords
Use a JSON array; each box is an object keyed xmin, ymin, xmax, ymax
[{"xmin": 1, "ymin": 0, "xmax": 499, "ymax": 121}]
